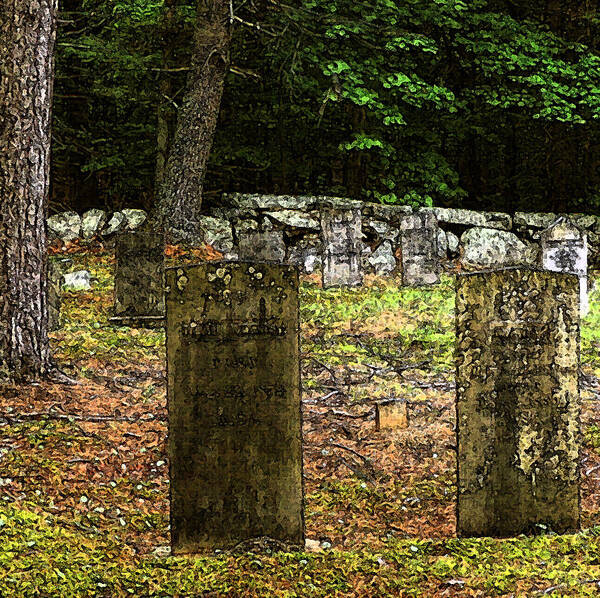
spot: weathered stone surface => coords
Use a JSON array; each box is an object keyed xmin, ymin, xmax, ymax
[
  {"xmin": 112, "ymin": 231, "xmax": 165, "ymax": 325},
  {"xmin": 223, "ymin": 193, "xmax": 319, "ymax": 211},
  {"xmin": 368, "ymin": 241, "xmax": 396, "ymax": 274},
  {"xmin": 121, "ymin": 209, "xmax": 148, "ymax": 230},
  {"xmin": 362, "ymin": 203, "xmax": 412, "ymax": 221},
  {"xmin": 265, "ymin": 210, "xmax": 320, "ymax": 230},
  {"xmin": 287, "ymin": 237, "xmax": 322, "ymax": 273},
  {"xmin": 102, "ymin": 211, "xmax": 127, "ymax": 236},
  {"xmin": 365, "ymin": 219, "xmax": 399, "ymax": 242},
  {"xmin": 400, "ymin": 211, "xmax": 440, "ymax": 286},
  {"xmin": 433, "ymin": 208, "xmax": 512, "ymax": 231},
  {"xmin": 63, "ymin": 270, "xmax": 91, "ymax": 291},
  {"xmin": 197, "ymin": 216, "xmax": 234, "ymax": 255},
  {"xmin": 461, "ymin": 228, "xmax": 531, "ymax": 269},
  {"xmin": 238, "ymin": 231, "xmax": 286, "ymax": 263},
  {"xmin": 541, "ymin": 218, "xmax": 589, "ymax": 316},
  {"xmin": 48, "ymin": 211, "xmax": 81, "ymax": 242},
  {"xmin": 321, "ymin": 208, "xmax": 363, "ymax": 287},
  {"xmin": 447, "ymin": 231, "xmax": 459, "ymax": 254},
  {"xmin": 375, "ymin": 400, "xmax": 408, "ymax": 431},
  {"xmin": 437, "ymin": 229, "xmax": 448, "ymax": 259},
  {"xmin": 514, "ymin": 212, "xmax": 558, "ymax": 230},
  {"xmin": 456, "ymin": 268, "xmax": 580, "ymax": 537},
  {"xmin": 318, "ymin": 196, "xmax": 363, "ymax": 210},
  {"xmin": 81, "ymin": 209, "xmax": 108, "ymax": 240},
  {"xmin": 570, "ymin": 214, "xmax": 599, "ymax": 230},
  {"xmin": 166, "ymin": 262, "xmax": 304, "ymax": 552},
  {"xmin": 234, "ymin": 219, "xmax": 259, "ymax": 236},
  {"xmin": 48, "ymin": 260, "xmax": 62, "ymax": 331}
]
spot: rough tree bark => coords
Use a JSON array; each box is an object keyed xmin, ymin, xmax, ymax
[
  {"xmin": 154, "ymin": 0, "xmax": 232, "ymax": 241},
  {"xmin": 0, "ymin": 0, "xmax": 58, "ymax": 380}
]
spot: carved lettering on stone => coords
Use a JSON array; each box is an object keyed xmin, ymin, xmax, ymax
[
  {"xmin": 166, "ymin": 262, "xmax": 304, "ymax": 553},
  {"xmin": 400, "ymin": 211, "xmax": 440, "ymax": 286},
  {"xmin": 456, "ymin": 268, "xmax": 580, "ymax": 537},
  {"xmin": 320, "ymin": 208, "xmax": 363, "ymax": 287}
]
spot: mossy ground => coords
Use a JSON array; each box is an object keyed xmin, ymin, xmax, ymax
[{"xmin": 2, "ymin": 246, "xmax": 600, "ymax": 596}]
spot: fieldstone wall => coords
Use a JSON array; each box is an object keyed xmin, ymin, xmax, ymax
[{"xmin": 47, "ymin": 195, "xmax": 600, "ymax": 272}]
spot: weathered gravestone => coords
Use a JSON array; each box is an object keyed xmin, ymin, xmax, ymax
[
  {"xmin": 320, "ymin": 208, "xmax": 363, "ymax": 287},
  {"xmin": 541, "ymin": 217, "xmax": 589, "ymax": 317},
  {"xmin": 400, "ymin": 211, "xmax": 440, "ymax": 286},
  {"xmin": 238, "ymin": 230, "xmax": 286, "ymax": 263},
  {"xmin": 110, "ymin": 230, "xmax": 165, "ymax": 327},
  {"xmin": 456, "ymin": 268, "xmax": 580, "ymax": 537},
  {"xmin": 48, "ymin": 260, "xmax": 62, "ymax": 332},
  {"xmin": 166, "ymin": 262, "xmax": 304, "ymax": 553}
]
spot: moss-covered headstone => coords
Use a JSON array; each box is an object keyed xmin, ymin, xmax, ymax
[
  {"xmin": 400, "ymin": 211, "xmax": 440, "ymax": 286},
  {"xmin": 456, "ymin": 268, "xmax": 581, "ymax": 537},
  {"xmin": 320, "ymin": 208, "xmax": 363, "ymax": 288},
  {"xmin": 166, "ymin": 262, "xmax": 304, "ymax": 553},
  {"xmin": 111, "ymin": 230, "xmax": 165, "ymax": 327}
]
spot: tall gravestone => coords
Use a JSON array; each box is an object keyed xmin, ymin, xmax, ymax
[
  {"xmin": 320, "ymin": 207, "xmax": 363, "ymax": 287},
  {"xmin": 400, "ymin": 211, "xmax": 440, "ymax": 286},
  {"xmin": 48, "ymin": 260, "xmax": 62, "ymax": 332},
  {"xmin": 541, "ymin": 217, "xmax": 589, "ymax": 317},
  {"xmin": 456, "ymin": 268, "xmax": 581, "ymax": 537},
  {"xmin": 238, "ymin": 230, "xmax": 286, "ymax": 263},
  {"xmin": 166, "ymin": 262, "xmax": 304, "ymax": 553},
  {"xmin": 110, "ymin": 229, "xmax": 165, "ymax": 327}
]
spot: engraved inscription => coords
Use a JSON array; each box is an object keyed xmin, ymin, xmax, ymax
[
  {"xmin": 456, "ymin": 269, "xmax": 580, "ymax": 537},
  {"xmin": 166, "ymin": 262, "xmax": 304, "ymax": 553}
]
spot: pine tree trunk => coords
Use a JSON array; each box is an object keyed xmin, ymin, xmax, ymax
[
  {"xmin": 154, "ymin": 0, "xmax": 231, "ymax": 241},
  {"xmin": 0, "ymin": 0, "xmax": 57, "ymax": 381}
]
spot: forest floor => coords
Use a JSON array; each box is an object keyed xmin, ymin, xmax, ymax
[{"xmin": 2, "ymin": 244, "xmax": 600, "ymax": 597}]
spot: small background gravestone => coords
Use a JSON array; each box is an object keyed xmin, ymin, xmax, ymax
[
  {"xmin": 111, "ymin": 229, "xmax": 165, "ymax": 327},
  {"xmin": 166, "ymin": 262, "xmax": 304, "ymax": 553},
  {"xmin": 400, "ymin": 211, "xmax": 440, "ymax": 286},
  {"xmin": 456, "ymin": 268, "xmax": 580, "ymax": 537},
  {"xmin": 320, "ymin": 207, "xmax": 363, "ymax": 288},
  {"xmin": 48, "ymin": 260, "xmax": 62, "ymax": 332},
  {"xmin": 238, "ymin": 230, "xmax": 286, "ymax": 263},
  {"xmin": 375, "ymin": 400, "xmax": 408, "ymax": 431},
  {"xmin": 541, "ymin": 217, "xmax": 588, "ymax": 316}
]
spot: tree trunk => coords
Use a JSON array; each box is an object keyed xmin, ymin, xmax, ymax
[
  {"xmin": 154, "ymin": 0, "xmax": 231, "ymax": 241},
  {"xmin": 0, "ymin": 0, "xmax": 57, "ymax": 381},
  {"xmin": 155, "ymin": 0, "xmax": 178, "ymax": 192}
]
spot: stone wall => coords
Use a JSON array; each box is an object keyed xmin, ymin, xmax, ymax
[{"xmin": 47, "ymin": 195, "xmax": 600, "ymax": 272}]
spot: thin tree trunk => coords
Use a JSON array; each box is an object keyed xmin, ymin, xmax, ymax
[
  {"xmin": 154, "ymin": 0, "xmax": 231, "ymax": 241},
  {"xmin": 0, "ymin": 0, "xmax": 57, "ymax": 381},
  {"xmin": 155, "ymin": 0, "xmax": 178, "ymax": 192}
]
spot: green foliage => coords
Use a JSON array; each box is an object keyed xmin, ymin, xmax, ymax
[{"xmin": 53, "ymin": 2, "xmax": 600, "ymax": 211}]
